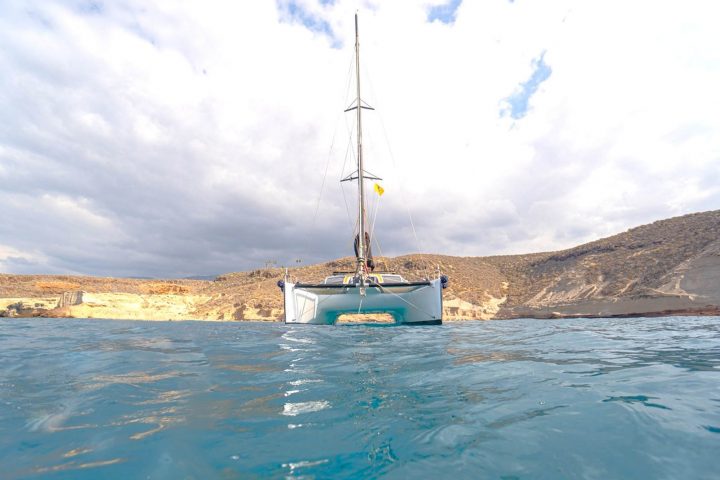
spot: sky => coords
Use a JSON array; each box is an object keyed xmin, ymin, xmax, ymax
[{"xmin": 1, "ymin": 0, "xmax": 719, "ymax": 278}]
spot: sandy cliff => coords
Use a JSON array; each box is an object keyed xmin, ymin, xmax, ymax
[{"xmin": 1, "ymin": 210, "xmax": 719, "ymax": 321}]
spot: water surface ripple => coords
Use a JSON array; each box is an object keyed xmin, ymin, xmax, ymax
[{"xmin": 1, "ymin": 317, "xmax": 718, "ymax": 479}]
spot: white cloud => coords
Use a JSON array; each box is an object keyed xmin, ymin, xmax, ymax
[{"xmin": 0, "ymin": 0, "xmax": 718, "ymax": 276}]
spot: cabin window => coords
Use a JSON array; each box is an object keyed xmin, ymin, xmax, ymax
[{"xmin": 382, "ymin": 275, "xmax": 403, "ymax": 283}]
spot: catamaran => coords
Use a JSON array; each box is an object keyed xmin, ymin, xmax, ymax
[{"xmin": 280, "ymin": 14, "xmax": 447, "ymax": 325}]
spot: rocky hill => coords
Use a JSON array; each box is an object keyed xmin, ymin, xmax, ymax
[
  {"xmin": 488, "ymin": 209, "xmax": 720, "ymax": 318},
  {"xmin": 2, "ymin": 210, "xmax": 719, "ymax": 321}
]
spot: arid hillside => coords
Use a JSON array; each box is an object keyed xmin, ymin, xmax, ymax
[
  {"xmin": 2, "ymin": 210, "xmax": 719, "ymax": 320},
  {"xmin": 488, "ymin": 210, "xmax": 720, "ymax": 317}
]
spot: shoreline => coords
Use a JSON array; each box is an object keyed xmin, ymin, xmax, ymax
[
  {"xmin": 3, "ymin": 209, "xmax": 720, "ymax": 323},
  {"xmin": 3, "ymin": 301, "xmax": 718, "ymax": 323}
]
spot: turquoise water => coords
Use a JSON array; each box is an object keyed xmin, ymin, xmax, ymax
[{"xmin": 1, "ymin": 317, "xmax": 718, "ymax": 479}]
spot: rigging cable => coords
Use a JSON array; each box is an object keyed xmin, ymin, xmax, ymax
[
  {"xmin": 364, "ymin": 66, "xmax": 431, "ymax": 279},
  {"xmin": 373, "ymin": 282, "xmax": 435, "ymax": 318},
  {"xmin": 368, "ymin": 193, "xmax": 390, "ymax": 272},
  {"xmin": 339, "ymin": 123, "xmax": 357, "ymax": 232},
  {"xmin": 311, "ymin": 52, "xmax": 357, "ymax": 227}
]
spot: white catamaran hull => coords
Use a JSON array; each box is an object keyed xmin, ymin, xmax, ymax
[{"xmin": 283, "ymin": 279, "xmax": 443, "ymax": 325}]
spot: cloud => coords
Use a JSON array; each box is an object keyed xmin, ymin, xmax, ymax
[
  {"xmin": 502, "ymin": 51, "xmax": 552, "ymax": 119},
  {"xmin": 0, "ymin": 0, "xmax": 719, "ymax": 277},
  {"xmin": 277, "ymin": 0, "xmax": 337, "ymax": 44},
  {"xmin": 427, "ymin": 0, "xmax": 463, "ymax": 24}
]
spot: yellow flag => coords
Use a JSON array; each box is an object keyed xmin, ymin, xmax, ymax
[{"xmin": 374, "ymin": 183, "xmax": 385, "ymax": 196}]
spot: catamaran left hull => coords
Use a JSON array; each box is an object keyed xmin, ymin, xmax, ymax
[{"xmin": 283, "ymin": 279, "xmax": 443, "ymax": 325}]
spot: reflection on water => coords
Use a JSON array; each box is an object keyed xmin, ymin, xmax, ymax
[
  {"xmin": 137, "ymin": 389, "xmax": 192, "ymax": 405},
  {"xmin": 448, "ymin": 348, "xmax": 532, "ymax": 364},
  {"xmin": 602, "ymin": 394, "xmax": 672, "ymax": 410},
  {"xmin": 0, "ymin": 317, "xmax": 718, "ymax": 478},
  {"xmin": 85, "ymin": 371, "xmax": 182, "ymax": 389},
  {"xmin": 282, "ymin": 401, "xmax": 331, "ymax": 416},
  {"xmin": 280, "ymin": 329, "xmax": 331, "ymax": 425},
  {"xmin": 32, "ymin": 457, "xmax": 125, "ymax": 475}
]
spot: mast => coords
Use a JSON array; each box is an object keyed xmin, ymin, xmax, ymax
[{"xmin": 354, "ymin": 12, "xmax": 367, "ymax": 277}]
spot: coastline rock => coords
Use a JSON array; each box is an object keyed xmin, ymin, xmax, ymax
[{"xmin": 57, "ymin": 291, "xmax": 84, "ymax": 307}]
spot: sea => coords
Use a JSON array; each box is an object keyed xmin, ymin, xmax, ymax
[{"xmin": 1, "ymin": 317, "xmax": 718, "ymax": 479}]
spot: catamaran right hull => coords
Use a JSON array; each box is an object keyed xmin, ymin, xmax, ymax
[{"xmin": 283, "ymin": 279, "xmax": 443, "ymax": 325}]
